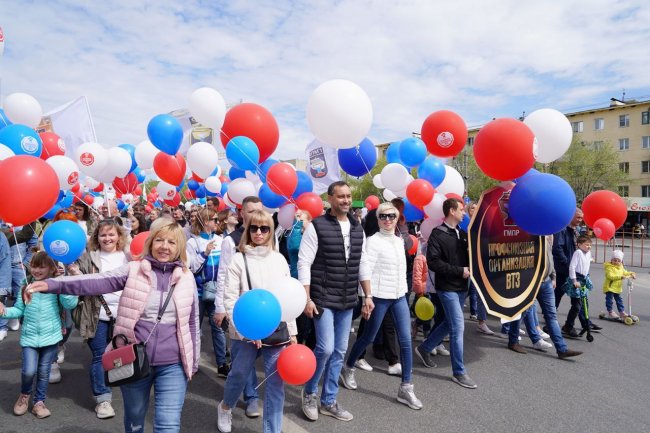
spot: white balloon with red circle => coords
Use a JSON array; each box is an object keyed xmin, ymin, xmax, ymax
[
  {"xmin": 46, "ymin": 155, "xmax": 80, "ymax": 190},
  {"xmin": 156, "ymin": 181, "xmax": 177, "ymax": 201},
  {"xmin": 76, "ymin": 142, "xmax": 109, "ymax": 179}
]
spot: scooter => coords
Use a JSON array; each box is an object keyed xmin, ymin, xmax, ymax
[
  {"xmin": 598, "ymin": 279, "xmax": 640, "ymax": 326},
  {"xmin": 578, "ymin": 287, "xmax": 594, "ymax": 342}
]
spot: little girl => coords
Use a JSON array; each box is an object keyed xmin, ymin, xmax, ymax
[
  {"xmin": 0, "ymin": 251, "xmax": 77, "ymax": 419},
  {"xmin": 603, "ymin": 250, "xmax": 636, "ymax": 318}
]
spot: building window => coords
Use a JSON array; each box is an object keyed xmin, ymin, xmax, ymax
[
  {"xmin": 619, "ymin": 162, "xmax": 629, "ymax": 173},
  {"xmin": 643, "ymin": 136, "xmax": 650, "ymax": 149},
  {"xmin": 594, "ymin": 118, "xmax": 604, "ymax": 130},
  {"xmin": 618, "ymin": 186, "xmax": 629, "ymax": 197},
  {"xmin": 467, "ymin": 137, "xmax": 474, "ymax": 146},
  {"xmin": 643, "ymin": 111, "xmax": 650, "ymax": 125},
  {"xmin": 619, "ymin": 114, "xmax": 630, "ymax": 127},
  {"xmin": 572, "ymin": 121, "xmax": 583, "ymax": 133},
  {"xmin": 619, "ymin": 138, "xmax": 629, "ymax": 150},
  {"xmin": 643, "ymin": 185, "xmax": 650, "ymax": 197},
  {"xmin": 643, "ymin": 161, "xmax": 650, "ymax": 173},
  {"xmin": 593, "ymin": 141, "xmax": 604, "ymax": 150}
]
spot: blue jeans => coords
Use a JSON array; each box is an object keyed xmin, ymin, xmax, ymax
[
  {"xmin": 229, "ymin": 336, "xmax": 259, "ymax": 404},
  {"xmin": 223, "ymin": 340, "xmax": 285, "ymax": 433},
  {"xmin": 507, "ymin": 304, "xmax": 542, "ymax": 346},
  {"xmin": 21, "ymin": 344, "xmax": 58, "ymax": 403},
  {"xmin": 421, "ymin": 290, "xmax": 467, "ymax": 376},
  {"xmin": 87, "ymin": 320, "xmax": 112, "ymax": 403},
  {"xmin": 535, "ymin": 278, "xmax": 568, "ymax": 353},
  {"xmin": 198, "ymin": 300, "xmax": 227, "ymax": 366},
  {"xmin": 346, "ymin": 296, "xmax": 413, "ymax": 383},
  {"xmin": 605, "ymin": 292, "xmax": 625, "ymax": 313},
  {"xmin": 121, "ymin": 363, "xmax": 188, "ymax": 433},
  {"xmin": 468, "ymin": 281, "xmax": 478, "ymax": 316},
  {"xmin": 304, "ymin": 307, "xmax": 353, "ymax": 405}
]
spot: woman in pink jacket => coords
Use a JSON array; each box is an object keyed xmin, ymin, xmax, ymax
[{"xmin": 26, "ymin": 218, "xmax": 200, "ymax": 433}]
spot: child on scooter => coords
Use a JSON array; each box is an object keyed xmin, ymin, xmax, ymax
[{"xmin": 603, "ymin": 250, "xmax": 636, "ymax": 319}]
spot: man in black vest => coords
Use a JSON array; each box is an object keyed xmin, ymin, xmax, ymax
[{"xmin": 299, "ymin": 181, "xmax": 373, "ymax": 422}]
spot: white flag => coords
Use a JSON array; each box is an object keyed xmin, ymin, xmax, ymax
[
  {"xmin": 38, "ymin": 96, "xmax": 97, "ymax": 158},
  {"xmin": 305, "ymin": 139, "xmax": 340, "ymax": 195}
]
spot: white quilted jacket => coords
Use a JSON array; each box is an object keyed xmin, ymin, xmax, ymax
[{"xmin": 365, "ymin": 231, "xmax": 408, "ymax": 299}]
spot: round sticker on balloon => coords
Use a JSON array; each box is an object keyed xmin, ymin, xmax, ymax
[
  {"xmin": 49, "ymin": 240, "xmax": 70, "ymax": 257},
  {"xmin": 79, "ymin": 152, "xmax": 95, "ymax": 166},
  {"xmin": 21, "ymin": 136, "xmax": 39, "ymax": 154},
  {"xmin": 437, "ymin": 132, "xmax": 454, "ymax": 149}
]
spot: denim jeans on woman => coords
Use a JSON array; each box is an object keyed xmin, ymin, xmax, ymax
[
  {"xmin": 87, "ymin": 319, "xmax": 112, "ymax": 403},
  {"xmin": 346, "ymin": 296, "xmax": 413, "ymax": 382},
  {"xmin": 223, "ymin": 340, "xmax": 285, "ymax": 433},
  {"xmin": 21, "ymin": 344, "xmax": 58, "ymax": 403},
  {"xmin": 121, "ymin": 363, "xmax": 188, "ymax": 433},
  {"xmin": 506, "ymin": 304, "xmax": 542, "ymax": 346}
]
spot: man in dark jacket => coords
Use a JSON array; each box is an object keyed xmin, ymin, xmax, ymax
[
  {"xmin": 552, "ymin": 209, "xmax": 582, "ymax": 308},
  {"xmin": 414, "ymin": 198, "xmax": 477, "ymax": 389}
]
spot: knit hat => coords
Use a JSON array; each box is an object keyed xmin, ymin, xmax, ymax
[{"xmin": 611, "ymin": 250, "xmax": 624, "ymax": 261}]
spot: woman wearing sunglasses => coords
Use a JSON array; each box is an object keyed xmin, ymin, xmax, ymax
[
  {"xmin": 218, "ymin": 210, "xmax": 297, "ymax": 433},
  {"xmin": 340, "ymin": 201, "xmax": 423, "ymax": 410}
]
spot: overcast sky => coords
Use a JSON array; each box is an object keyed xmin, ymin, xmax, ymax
[{"xmin": 1, "ymin": 0, "xmax": 649, "ymax": 160}]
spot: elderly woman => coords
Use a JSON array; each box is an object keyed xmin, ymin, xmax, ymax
[
  {"xmin": 26, "ymin": 219, "xmax": 200, "ymax": 433},
  {"xmin": 340, "ymin": 201, "xmax": 422, "ymax": 410}
]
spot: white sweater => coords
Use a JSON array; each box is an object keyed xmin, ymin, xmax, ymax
[
  {"xmin": 362, "ymin": 230, "xmax": 408, "ymax": 299},
  {"xmin": 223, "ymin": 245, "xmax": 297, "ymax": 340}
]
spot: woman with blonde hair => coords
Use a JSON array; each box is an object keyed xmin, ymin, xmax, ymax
[
  {"xmin": 26, "ymin": 218, "xmax": 200, "ymax": 433},
  {"xmin": 217, "ymin": 210, "xmax": 297, "ymax": 433}
]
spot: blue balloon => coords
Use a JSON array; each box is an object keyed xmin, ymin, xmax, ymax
[
  {"xmin": 509, "ymin": 173, "xmax": 576, "ymax": 235},
  {"xmin": 147, "ymin": 114, "xmax": 183, "ymax": 155},
  {"xmin": 259, "ymin": 183, "xmax": 287, "ymax": 208},
  {"xmin": 418, "ymin": 156, "xmax": 446, "ymax": 188},
  {"xmin": 175, "ymin": 179, "xmax": 186, "ymax": 192},
  {"xmin": 399, "ymin": 138, "xmax": 427, "ymax": 168},
  {"xmin": 220, "ymin": 182, "xmax": 229, "ymax": 196},
  {"xmin": 153, "ymin": 200, "xmax": 163, "ymax": 208},
  {"xmin": 338, "ymin": 137, "xmax": 377, "ymax": 177},
  {"xmin": 57, "ymin": 190, "xmax": 65, "ymax": 202},
  {"xmin": 59, "ymin": 190, "xmax": 74, "ymax": 208},
  {"xmin": 198, "ymin": 197, "xmax": 207, "ymax": 205},
  {"xmin": 514, "ymin": 168, "xmax": 540, "ymax": 184},
  {"xmin": 229, "ymin": 166, "xmax": 246, "ymax": 180},
  {"xmin": 226, "ymin": 136, "xmax": 260, "ymax": 171},
  {"xmin": 0, "ymin": 124, "xmax": 42, "ymax": 157},
  {"xmin": 43, "ymin": 220, "xmax": 87, "ymax": 264},
  {"xmin": 258, "ymin": 158, "xmax": 278, "ymax": 183},
  {"xmin": 44, "ymin": 204, "xmax": 62, "ymax": 220},
  {"xmin": 458, "ymin": 213, "xmax": 470, "ymax": 231},
  {"xmin": 133, "ymin": 167, "xmax": 146, "ymax": 183},
  {"xmin": 187, "ymin": 179, "xmax": 199, "ymax": 191},
  {"xmin": 385, "ymin": 141, "xmax": 403, "ymax": 165},
  {"xmin": 118, "ymin": 143, "xmax": 137, "ymax": 173},
  {"xmin": 403, "ymin": 198, "xmax": 425, "ymax": 222},
  {"xmin": 195, "ymin": 185, "xmax": 207, "ymax": 199},
  {"xmin": 116, "ymin": 200, "xmax": 126, "ymax": 211},
  {"xmin": 0, "ymin": 108, "xmax": 12, "ymax": 130},
  {"xmin": 292, "ymin": 171, "xmax": 314, "ymax": 199},
  {"xmin": 233, "ymin": 289, "xmax": 282, "ymax": 340},
  {"xmin": 205, "ymin": 185, "xmax": 218, "ymax": 197}
]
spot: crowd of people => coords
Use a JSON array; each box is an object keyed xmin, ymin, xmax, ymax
[{"xmin": 0, "ymin": 181, "xmax": 637, "ymax": 432}]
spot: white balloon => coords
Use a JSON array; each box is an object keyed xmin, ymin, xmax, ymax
[
  {"xmin": 306, "ymin": 79, "xmax": 373, "ymax": 149},
  {"xmin": 0, "ymin": 143, "xmax": 15, "ymax": 161},
  {"xmin": 109, "ymin": 146, "xmax": 133, "ymax": 178},
  {"xmin": 46, "ymin": 155, "xmax": 79, "ymax": 190},
  {"xmin": 393, "ymin": 186, "xmax": 407, "ymax": 198},
  {"xmin": 383, "ymin": 189, "xmax": 397, "ymax": 201},
  {"xmin": 372, "ymin": 173, "xmax": 384, "ymax": 189},
  {"xmin": 135, "ymin": 140, "xmax": 159, "ymax": 170},
  {"xmin": 524, "ymin": 108, "xmax": 573, "ymax": 163},
  {"xmin": 420, "ymin": 217, "xmax": 439, "ymax": 240},
  {"xmin": 205, "ymin": 176, "xmax": 222, "ymax": 194},
  {"xmin": 423, "ymin": 194, "xmax": 446, "ymax": 222},
  {"xmin": 278, "ymin": 204, "xmax": 297, "ymax": 229},
  {"xmin": 83, "ymin": 176, "xmax": 100, "ymax": 190},
  {"xmin": 436, "ymin": 166, "xmax": 464, "ymax": 197},
  {"xmin": 189, "ymin": 87, "xmax": 227, "ymax": 130},
  {"xmin": 76, "ymin": 142, "xmax": 109, "ymax": 179},
  {"xmin": 228, "ymin": 178, "xmax": 256, "ymax": 205},
  {"xmin": 186, "ymin": 141, "xmax": 219, "ymax": 179},
  {"xmin": 4, "ymin": 93, "xmax": 43, "ymax": 128},
  {"xmin": 222, "ymin": 192, "xmax": 237, "ymax": 209},
  {"xmin": 381, "ymin": 163, "xmax": 410, "ymax": 192},
  {"xmin": 157, "ymin": 181, "xmax": 177, "ymax": 201},
  {"xmin": 267, "ymin": 277, "xmax": 308, "ymax": 322}
]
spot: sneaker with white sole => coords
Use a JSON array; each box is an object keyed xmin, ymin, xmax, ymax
[
  {"xmin": 397, "ymin": 383, "xmax": 423, "ymax": 410},
  {"xmin": 434, "ymin": 344, "xmax": 450, "ymax": 356},
  {"xmin": 49, "ymin": 363, "xmax": 61, "ymax": 384},
  {"xmin": 245, "ymin": 399, "xmax": 261, "ymax": 418},
  {"xmin": 339, "ymin": 366, "xmax": 357, "ymax": 390},
  {"xmin": 8, "ymin": 318, "xmax": 20, "ymax": 331},
  {"xmin": 57, "ymin": 345, "xmax": 65, "ymax": 364},
  {"xmin": 538, "ymin": 330, "xmax": 551, "ymax": 340},
  {"xmin": 0, "ymin": 329, "xmax": 7, "ymax": 341},
  {"xmin": 95, "ymin": 401, "xmax": 115, "ymax": 419},
  {"xmin": 217, "ymin": 401, "xmax": 232, "ymax": 433},
  {"xmin": 301, "ymin": 389, "xmax": 318, "ymax": 421},
  {"xmin": 354, "ymin": 358, "xmax": 373, "ymax": 372},
  {"xmin": 452, "ymin": 374, "xmax": 477, "ymax": 389},
  {"xmin": 477, "ymin": 322, "xmax": 495, "ymax": 335},
  {"xmin": 387, "ymin": 363, "xmax": 402, "ymax": 376},
  {"xmin": 415, "ymin": 345, "xmax": 437, "ymax": 368},
  {"xmin": 320, "ymin": 401, "xmax": 353, "ymax": 421},
  {"xmin": 532, "ymin": 339, "xmax": 553, "ymax": 351}
]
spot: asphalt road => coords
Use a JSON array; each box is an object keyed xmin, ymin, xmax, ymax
[{"xmin": 2, "ymin": 262, "xmax": 649, "ymax": 433}]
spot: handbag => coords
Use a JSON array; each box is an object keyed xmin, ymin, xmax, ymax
[
  {"xmin": 101, "ymin": 285, "xmax": 176, "ymax": 386},
  {"xmin": 242, "ymin": 253, "xmax": 290, "ymax": 346}
]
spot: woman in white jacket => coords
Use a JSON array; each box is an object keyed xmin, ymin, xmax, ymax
[
  {"xmin": 340, "ymin": 202, "xmax": 422, "ymax": 410},
  {"xmin": 217, "ymin": 210, "xmax": 297, "ymax": 433}
]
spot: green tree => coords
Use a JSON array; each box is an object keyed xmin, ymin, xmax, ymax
[{"xmin": 449, "ymin": 148, "xmax": 498, "ymax": 201}]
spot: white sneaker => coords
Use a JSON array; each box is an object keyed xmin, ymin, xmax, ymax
[
  {"xmin": 539, "ymin": 330, "xmax": 551, "ymax": 340},
  {"xmin": 217, "ymin": 401, "xmax": 232, "ymax": 433},
  {"xmin": 49, "ymin": 362, "xmax": 61, "ymax": 384},
  {"xmin": 354, "ymin": 358, "xmax": 373, "ymax": 372},
  {"xmin": 434, "ymin": 344, "xmax": 450, "ymax": 356},
  {"xmin": 387, "ymin": 363, "xmax": 402, "ymax": 376},
  {"xmin": 0, "ymin": 329, "xmax": 7, "ymax": 341},
  {"xmin": 519, "ymin": 329, "xmax": 526, "ymax": 335},
  {"xmin": 533, "ymin": 339, "xmax": 553, "ymax": 351},
  {"xmin": 8, "ymin": 319, "xmax": 20, "ymax": 331},
  {"xmin": 95, "ymin": 401, "xmax": 115, "ymax": 419},
  {"xmin": 57, "ymin": 345, "xmax": 65, "ymax": 364}
]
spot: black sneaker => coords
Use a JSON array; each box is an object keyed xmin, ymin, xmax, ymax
[
  {"xmin": 589, "ymin": 323, "xmax": 602, "ymax": 332},
  {"xmin": 415, "ymin": 345, "xmax": 437, "ymax": 368},
  {"xmin": 561, "ymin": 325, "xmax": 579, "ymax": 338},
  {"xmin": 217, "ymin": 363, "xmax": 230, "ymax": 378}
]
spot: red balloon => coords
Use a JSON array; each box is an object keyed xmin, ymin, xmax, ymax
[
  {"xmin": 38, "ymin": 132, "xmax": 66, "ymax": 160},
  {"xmin": 593, "ymin": 218, "xmax": 615, "ymax": 241},
  {"xmin": 153, "ymin": 152, "xmax": 186, "ymax": 186},
  {"xmin": 83, "ymin": 194, "xmax": 94, "ymax": 205},
  {"xmin": 113, "ymin": 172, "xmax": 139, "ymax": 194},
  {"xmin": 408, "ymin": 234, "xmax": 419, "ymax": 255},
  {"xmin": 130, "ymin": 231, "xmax": 150, "ymax": 258},
  {"xmin": 277, "ymin": 344, "xmax": 316, "ymax": 385},
  {"xmin": 266, "ymin": 163, "xmax": 297, "ymax": 196},
  {"xmin": 147, "ymin": 192, "xmax": 158, "ymax": 202},
  {"xmin": 582, "ymin": 190, "xmax": 627, "ymax": 229},
  {"xmin": 0, "ymin": 156, "xmax": 60, "ymax": 226},
  {"xmin": 445, "ymin": 192, "xmax": 464, "ymax": 203},
  {"xmin": 219, "ymin": 175, "xmax": 230, "ymax": 183},
  {"xmin": 220, "ymin": 103, "xmax": 279, "ymax": 163},
  {"xmin": 365, "ymin": 195, "xmax": 380, "ymax": 210},
  {"xmin": 164, "ymin": 192, "xmax": 181, "ymax": 207},
  {"xmin": 406, "ymin": 179, "xmax": 435, "ymax": 209},
  {"xmin": 145, "ymin": 205, "xmax": 152, "ymax": 213},
  {"xmin": 191, "ymin": 172, "xmax": 204, "ymax": 183},
  {"xmin": 71, "ymin": 182, "xmax": 81, "ymax": 193},
  {"xmin": 218, "ymin": 199, "xmax": 228, "ymax": 211},
  {"xmin": 473, "ymin": 118, "xmax": 535, "ymax": 181},
  {"xmin": 93, "ymin": 183, "xmax": 104, "ymax": 193},
  {"xmin": 295, "ymin": 192, "xmax": 323, "ymax": 219},
  {"xmin": 420, "ymin": 110, "xmax": 468, "ymax": 158},
  {"xmin": 183, "ymin": 189, "xmax": 195, "ymax": 200},
  {"xmin": 134, "ymin": 185, "xmax": 143, "ymax": 196}
]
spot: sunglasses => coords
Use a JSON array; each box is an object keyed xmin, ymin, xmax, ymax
[
  {"xmin": 249, "ymin": 224, "xmax": 271, "ymax": 234},
  {"xmin": 378, "ymin": 213, "xmax": 397, "ymax": 221}
]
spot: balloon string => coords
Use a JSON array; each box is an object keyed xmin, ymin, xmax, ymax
[
  {"xmin": 354, "ymin": 144, "xmax": 386, "ymax": 204},
  {"xmin": 254, "ymin": 369, "xmax": 278, "ymax": 390},
  {"xmin": 11, "ymin": 230, "xmax": 29, "ymax": 285}
]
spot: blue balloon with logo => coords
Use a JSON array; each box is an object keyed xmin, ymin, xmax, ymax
[
  {"xmin": 292, "ymin": 171, "xmax": 314, "ymax": 199},
  {"xmin": 227, "ymin": 136, "xmax": 260, "ymax": 171},
  {"xmin": 259, "ymin": 183, "xmax": 287, "ymax": 208},
  {"xmin": 418, "ymin": 156, "xmax": 446, "ymax": 187},
  {"xmin": 147, "ymin": 114, "xmax": 183, "ymax": 155},
  {"xmin": 399, "ymin": 137, "xmax": 427, "ymax": 168},
  {"xmin": 403, "ymin": 198, "xmax": 425, "ymax": 222},
  {"xmin": 0, "ymin": 124, "xmax": 42, "ymax": 157},
  {"xmin": 0, "ymin": 108, "xmax": 12, "ymax": 130},
  {"xmin": 258, "ymin": 158, "xmax": 278, "ymax": 183},
  {"xmin": 338, "ymin": 137, "xmax": 377, "ymax": 177},
  {"xmin": 43, "ymin": 220, "xmax": 87, "ymax": 264},
  {"xmin": 385, "ymin": 141, "xmax": 403, "ymax": 165},
  {"xmin": 233, "ymin": 289, "xmax": 282, "ymax": 340}
]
